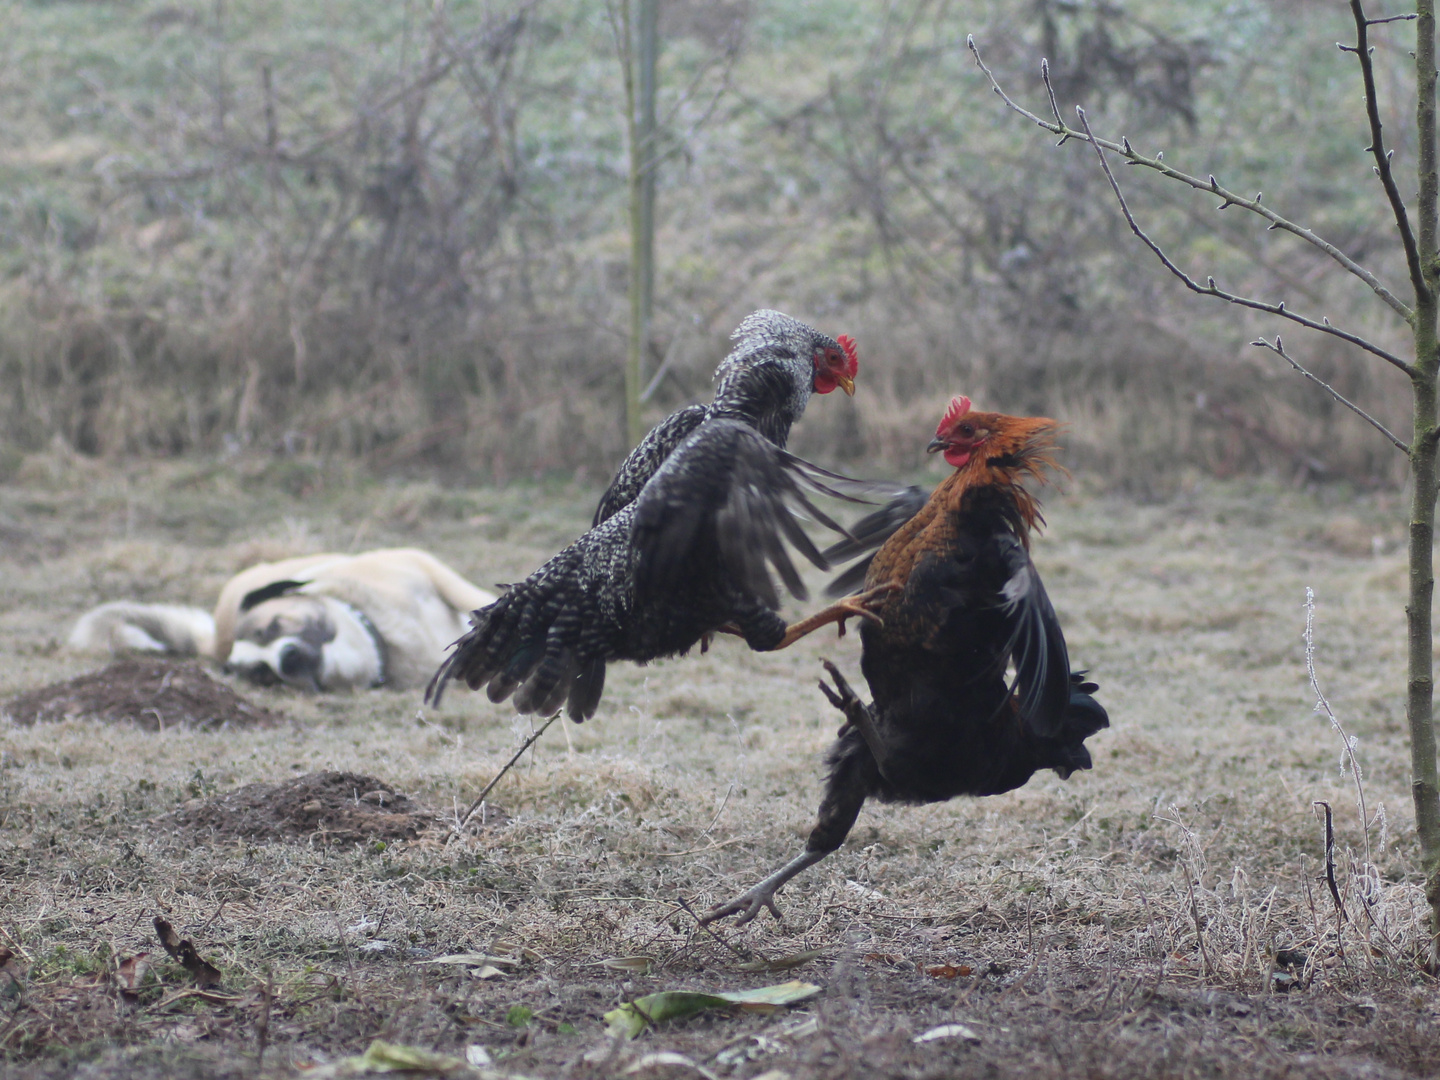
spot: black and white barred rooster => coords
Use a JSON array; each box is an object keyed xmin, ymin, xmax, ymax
[{"xmin": 427, "ymin": 310, "xmax": 884, "ymax": 722}]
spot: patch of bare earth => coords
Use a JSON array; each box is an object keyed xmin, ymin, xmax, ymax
[
  {"xmin": 0, "ymin": 659, "xmax": 284, "ymax": 732},
  {"xmin": 155, "ymin": 771, "xmax": 449, "ymax": 845}
]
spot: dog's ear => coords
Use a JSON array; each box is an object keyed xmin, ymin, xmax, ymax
[{"xmin": 240, "ymin": 579, "xmax": 306, "ymax": 612}]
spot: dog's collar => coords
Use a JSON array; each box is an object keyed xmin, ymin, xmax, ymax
[{"xmin": 334, "ymin": 600, "xmax": 388, "ymax": 688}]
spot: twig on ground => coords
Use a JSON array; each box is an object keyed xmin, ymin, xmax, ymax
[
  {"xmin": 1305, "ymin": 588, "xmax": 1375, "ymax": 862},
  {"xmin": 1303, "ymin": 588, "xmax": 1409, "ymax": 966},
  {"xmin": 673, "ymin": 895, "xmax": 754, "ymax": 962},
  {"xmin": 1186, "ymin": 876, "xmax": 1213, "ymax": 977},
  {"xmin": 254, "ymin": 967, "xmax": 273, "ymax": 1078},
  {"xmin": 1315, "ymin": 801, "xmax": 1351, "ymax": 965},
  {"xmin": 699, "ymin": 783, "xmax": 734, "ymax": 839},
  {"xmin": 447, "ymin": 714, "xmax": 558, "ymax": 843}
]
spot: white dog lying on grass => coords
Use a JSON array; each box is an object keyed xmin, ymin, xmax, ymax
[{"xmin": 70, "ymin": 548, "xmax": 496, "ymax": 692}]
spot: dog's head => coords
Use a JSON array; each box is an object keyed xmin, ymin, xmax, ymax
[{"xmin": 225, "ymin": 582, "xmax": 383, "ymax": 691}]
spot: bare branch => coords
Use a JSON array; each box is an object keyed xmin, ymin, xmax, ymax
[
  {"xmin": 1071, "ymin": 105, "xmax": 1418, "ymax": 378},
  {"xmin": 1252, "ymin": 336, "xmax": 1410, "ymax": 452},
  {"xmin": 1349, "ymin": 0, "xmax": 1429, "ymax": 304},
  {"xmin": 1039, "ymin": 58, "xmax": 1073, "ymax": 146},
  {"xmin": 967, "ymin": 36, "xmax": 1416, "ymax": 323}
]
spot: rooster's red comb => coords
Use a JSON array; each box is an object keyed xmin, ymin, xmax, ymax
[
  {"xmin": 936, "ymin": 395, "xmax": 972, "ymax": 437},
  {"xmin": 836, "ymin": 334, "xmax": 859, "ymax": 377}
]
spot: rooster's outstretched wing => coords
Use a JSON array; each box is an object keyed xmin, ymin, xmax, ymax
[{"xmin": 429, "ymin": 419, "xmax": 853, "ymax": 722}]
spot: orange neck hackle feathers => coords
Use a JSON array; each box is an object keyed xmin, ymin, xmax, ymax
[
  {"xmin": 867, "ymin": 400, "xmax": 1064, "ymax": 595},
  {"xmin": 931, "ymin": 398, "xmax": 1061, "ymax": 541}
]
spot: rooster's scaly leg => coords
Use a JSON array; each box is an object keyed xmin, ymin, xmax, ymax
[
  {"xmin": 702, "ymin": 695, "xmax": 881, "ymax": 925},
  {"xmin": 817, "ymin": 659, "xmax": 892, "ymax": 783},
  {"xmin": 768, "ymin": 583, "xmax": 900, "ymax": 650},
  {"xmin": 698, "ymin": 849, "xmax": 831, "ymax": 926}
]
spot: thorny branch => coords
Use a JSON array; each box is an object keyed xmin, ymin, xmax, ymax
[
  {"xmin": 1068, "ymin": 102, "xmax": 1418, "ymax": 384},
  {"xmin": 1344, "ymin": 1, "xmax": 1428, "ymax": 304},
  {"xmin": 1252, "ymin": 337, "xmax": 1410, "ymax": 452},
  {"xmin": 967, "ymin": 36, "xmax": 1420, "ymax": 347}
]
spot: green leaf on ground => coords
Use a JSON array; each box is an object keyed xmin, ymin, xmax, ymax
[
  {"xmin": 298, "ymin": 1039, "xmax": 468, "ymax": 1076},
  {"xmin": 603, "ymin": 980, "xmax": 822, "ymax": 1038}
]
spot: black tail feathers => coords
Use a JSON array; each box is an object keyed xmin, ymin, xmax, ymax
[{"xmin": 1047, "ymin": 670, "xmax": 1109, "ymax": 779}]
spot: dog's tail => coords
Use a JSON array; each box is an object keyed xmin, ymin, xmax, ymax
[{"xmin": 68, "ymin": 602, "xmax": 217, "ymax": 659}]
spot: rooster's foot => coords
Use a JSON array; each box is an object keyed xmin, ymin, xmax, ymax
[
  {"xmin": 699, "ymin": 886, "xmax": 784, "ymax": 927},
  {"xmin": 771, "ymin": 583, "xmax": 901, "ymax": 650},
  {"xmin": 817, "ymin": 659, "xmax": 864, "ymax": 714},
  {"xmin": 698, "ymin": 849, "xmax": 830, "ymax": 926}
]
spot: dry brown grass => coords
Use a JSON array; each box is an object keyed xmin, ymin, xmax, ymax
[{"xmin": 1, "ymin": 457, "xmax": 1437, "ymax": 1079}]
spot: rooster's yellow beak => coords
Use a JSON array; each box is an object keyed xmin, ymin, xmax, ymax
[{"xmin": 836, "ymin": 373, "xmax": 855, "ymax": 396}]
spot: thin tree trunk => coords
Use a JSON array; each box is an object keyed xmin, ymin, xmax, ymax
[
  {"xmin": 1409, "ymin": 0, "xmax": 1440, "ymax": 972},
  {"xmin": 637, "ymin": 0, "xmax": 658, "ymax": 377},
  {"xmin": 619, "ymin": 0, "xmax": 658, "ymax": 449}
]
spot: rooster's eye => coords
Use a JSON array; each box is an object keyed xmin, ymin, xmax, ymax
[{"xmin": 957, "ymin": 423, "xmax": 975, "ymax": 438}]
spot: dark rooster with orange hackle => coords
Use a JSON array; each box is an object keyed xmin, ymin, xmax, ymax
[{"xmin": 703, "ymin": 395, "xmax": 1109, "ymax": 924}]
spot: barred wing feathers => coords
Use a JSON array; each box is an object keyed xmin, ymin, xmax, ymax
[
  {"xmin": 631, "ymin": 420, "xmax": 848, "ymax": 609},
  {"xmin": 429, "ymin": 419, "xmax": 850, "ymax": 722},
  {"xmin": 593, "ymin": 405, "xmax": 710, "ymax": 526}
]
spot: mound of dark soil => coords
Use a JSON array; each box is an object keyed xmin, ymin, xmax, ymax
[
  {"xmin": 0, "ymin": 659, "xmax": 285, "ymax": 731},
  {"xmin": 158, "ymin": 771, "xmax": 446, "ymax": 844}
]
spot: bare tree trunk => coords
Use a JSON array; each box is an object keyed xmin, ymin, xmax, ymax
[
  {"xmin": 1408, "ymin": 0, "xmax": 1440, "ymax": 971},
  {"xmin": 638, "ymin": 0, "xmax": 658, "ymax": 385},
  {"xmin": 619, "ymin": 0, "xmax": 659, "ymax": 449}
]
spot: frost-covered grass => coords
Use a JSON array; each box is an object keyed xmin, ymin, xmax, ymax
[{"xmin": 0, "ymin": 457, "xmax": 1435, "ymax": 1079}]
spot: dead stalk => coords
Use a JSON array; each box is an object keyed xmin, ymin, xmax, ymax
[{"xmin": 448, "ymin": 714, "xmax": 558, "ymax": 843}]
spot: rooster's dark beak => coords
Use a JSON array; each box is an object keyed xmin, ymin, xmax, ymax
[{"xmin": 926, "ymin": 437, "xmax": 946, "ymax": 454}]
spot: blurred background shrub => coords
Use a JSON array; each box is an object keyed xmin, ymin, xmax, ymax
[{"xmin": 0, "ymin": 0, "xmax": 1414, "ymax": 491}]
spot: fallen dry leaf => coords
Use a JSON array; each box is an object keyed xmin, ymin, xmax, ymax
[
  {"xmin": 153, "ymin": 917, "xmax": 222, "ymax": 987},
  {"xmin": 923, "ymin": 963, "xmax": 973, "ymax": 979},
  {"xmin": 592, "ymin": 955, "xmax": 655, "ymax": 974},
  {"xmin": 417, "ymin": 953, "xmax": 520, "ymax": 968},
  {"xmin": 604, "ymin": 981, "xmax": 822, "ymax": 1038},
  {"xmin": 736, "ymin": 949, "xmax": 823, "ymax": 973},
  {"xmin": 863, "ymin": 952, "xmax": 905, "ymax": 965},
  {"xmin": 914, "ymin": 1022, "xmax": 981, "ymax": 1044},
  {"xmin": 116, "ymin": 953, "xmax": 152, "ymax": 998}
]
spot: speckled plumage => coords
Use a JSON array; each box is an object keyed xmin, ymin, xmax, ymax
[
  {"xmin": 429, "ymin": 311, "xmax": 858, "ymax": 722},
  {"xmin": 592, "ymin": 310, "xmax": 853, "ymax": 525}
]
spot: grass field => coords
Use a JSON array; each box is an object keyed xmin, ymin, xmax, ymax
[{"xmin": 2, "ymin": 449, "xmax": 1438, "ymax": 1079}]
